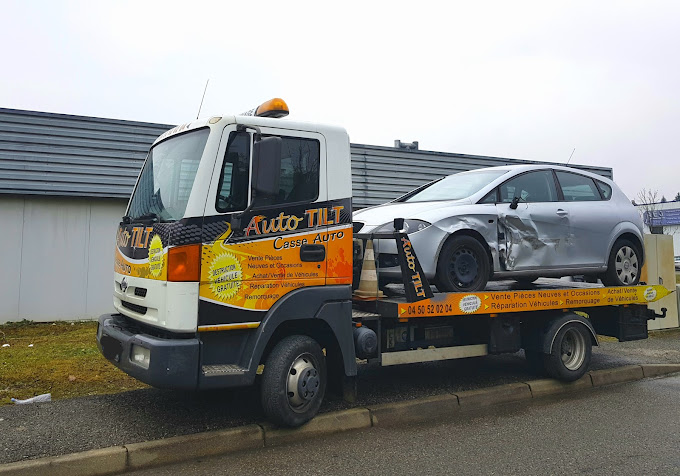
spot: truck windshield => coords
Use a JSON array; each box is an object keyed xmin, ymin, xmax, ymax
[
  {"xmin": 402, "ymin": 169, "xmax": 509, "ymax": 202},
  {"xmin": 127, "ymin": 128, "xmax": 210, "ymax": 222}
]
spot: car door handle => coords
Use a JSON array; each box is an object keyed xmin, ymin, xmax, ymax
[
  {"xmin": 300, "ymin": 244, "xmax": 326, "ymax": 262},
  {"xmin": 556, "ymin": 209, "xmax": 569, "ymax": 216}
]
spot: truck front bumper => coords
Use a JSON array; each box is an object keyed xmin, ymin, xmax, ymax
[{"xmin": 96, "ymin": 314, "xmax": 200, "ymax": 390}]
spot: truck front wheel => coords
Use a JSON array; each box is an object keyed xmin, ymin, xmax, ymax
[
  {"xmin": 261, "ymin": 335, "xmax": 327, "ymax": 427},
  {"xmin": 544, "ymin": 323, "xmax": 592, "ymax": 382}
]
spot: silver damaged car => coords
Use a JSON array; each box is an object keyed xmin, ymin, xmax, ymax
[{"xmin": 353, "ymin": 165, "xmax": 644, "ymax": 292}]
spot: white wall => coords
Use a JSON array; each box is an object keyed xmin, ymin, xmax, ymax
[
  {"xmin": 636, "ymin": 201, "xmax": 680, "ymax": 256},
  {"xmin": 0, "ymin": 196, "xmax": 126, "ymax": 323}
]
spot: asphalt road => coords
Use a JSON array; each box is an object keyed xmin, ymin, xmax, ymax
[
  {"xmin": 128, "ymin": 374, "xmax": 680, "ymax": 476},
  {"xmin": 1, "ymin": 330, "xmax": 678, "ymax": 465}
]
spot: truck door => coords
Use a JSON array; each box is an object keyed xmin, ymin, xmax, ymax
[
  {"xmin": 198, "ymin": 126, "xmax": 329, "ymax": 329},
  {"xmin": 495, "ymin": 169, "xmax": 573, "ymax": 270}
]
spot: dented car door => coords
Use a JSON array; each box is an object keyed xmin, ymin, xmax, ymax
[{"xmin": 495, "ymin": 170, "xmax": 573, "ymax": 271}]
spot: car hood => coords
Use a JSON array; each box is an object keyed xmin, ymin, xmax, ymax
[{"xmin": 353, "ymin": 199, "xmax": 471, "ymax": 227}]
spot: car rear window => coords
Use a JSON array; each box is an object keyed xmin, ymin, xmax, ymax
[
  {"xmin": 596, "ymin": 180, "xmax": 612, "ymax": 200},
  {"xmin": 556, "ymin": 171, "xmax": 602, "ymax": 201}
]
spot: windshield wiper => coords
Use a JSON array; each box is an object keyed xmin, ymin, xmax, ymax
[{"xmin": 132, "ymin": 212, "xmax": 160, "ymax": 223}]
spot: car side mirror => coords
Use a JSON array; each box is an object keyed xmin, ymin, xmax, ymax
[
  {"xmin": 510, "ymin": 196, "xmax": 520, "ymax": 210},
  {"xmin": 252, "ymin": 136, "xmax": 282, "ymax": 196}
]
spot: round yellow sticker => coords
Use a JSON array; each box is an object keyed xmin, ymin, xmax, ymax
[
  {"xmin": 148, "ymin": 235, "xmax": 164, "ymax": 278},
  {"xmin": 210, "ymin": 252, "xmax": 242, "ymax": 300}
]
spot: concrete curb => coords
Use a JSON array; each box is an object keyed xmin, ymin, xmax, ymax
[
  {"xmin": 589, "ymin": 364, "xmax": 645, "ymax": 387},
  {"xmin": 126, "ymin": 425, "xmax": 263, "ymax": 471},
  {"xmin": 456, "ymin": 382, "xmax": 532, "ymax": 409},
  {"xmin": 2, "ymin": 364, "xmax": 679, "ymax": 475},
  {"xmin": 368, "ymin": 393, "xmax": 460, "ymax": 427},
  {"xmin": 262, "ymin": 408, "xmax": 371, "ymax": 446},
  {"xmin": 526, "ymin": 374, "xmax": 593, "ymax": 398},
  {"xmin": 0, "ymin": 447, "xmax": 127, "ymax": 476},
  {"xmin": 641, "ymin": 363, "xmax": 680, "ymax": 378}
]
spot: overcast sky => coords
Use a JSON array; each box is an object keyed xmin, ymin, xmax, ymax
[{"xmin": 2, "ymin": 0, "xmax": 678, "ymax": 201}]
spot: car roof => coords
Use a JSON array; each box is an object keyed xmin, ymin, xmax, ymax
[{"xmin": 466, "ymin": 164, "xmax": 613, "ymax": 184}]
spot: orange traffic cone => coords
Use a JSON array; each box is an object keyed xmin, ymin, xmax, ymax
[{"xmin": 353, "ymin": 240, "xmax": 385, "ymax": 300}]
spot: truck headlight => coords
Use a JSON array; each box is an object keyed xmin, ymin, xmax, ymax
[{"xmin": 130, "ymin": 345, "xmax": 151, "ymax": 369}]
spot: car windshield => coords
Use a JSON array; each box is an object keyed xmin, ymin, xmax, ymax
[
  {"xmin": 402, "ymin": 169, "xmax": 509, "ymax": 202},
  {"xmin": 127, "ymin": 128, "xmax": 210, "ymax": 222}
]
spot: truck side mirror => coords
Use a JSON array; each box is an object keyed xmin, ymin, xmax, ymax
[
  {"xmin": 252, "ymin": 136, "xmax": 282, "ymax": 196},
  {"xmin": 510, "ymin": 196, "xmax": 521, "ymax": 210}
]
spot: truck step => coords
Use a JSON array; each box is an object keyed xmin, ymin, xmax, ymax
[
  {"xmin": 352, "ymin": 309, "xmax": 380, "ymax": 319},
  {"xmin": 202, "ymin": 364, "xmax": 247, "ymax": 376}
]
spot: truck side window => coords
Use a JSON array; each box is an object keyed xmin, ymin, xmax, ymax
[
  {"xmin": 216, "ymin": 132, "xmax": 250, "ymax": 213},
  {"xmin": 273, "ymin": 137, "xmax": 320, "ymax": 204}
]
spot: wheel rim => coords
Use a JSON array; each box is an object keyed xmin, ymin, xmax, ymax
[
  {"xmin": 448, "ymin": 247, "xmax": 479, "ymax": 288},
  {"xmin": 286, "ymin": 352, "xmax": 320, "ymax": 412},
  {"xmin": 614, "ymin": 246, "xmax": 638, "ymax": 284},
  {"xmin": 561, "ymin": 328, "xmax": 586, "ymax": 371}
]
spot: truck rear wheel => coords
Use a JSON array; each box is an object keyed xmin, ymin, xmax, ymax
[
  {"xmin": 261, "ymin": 335, "xmax": 326, "ymax": 427},
  {"xmin": 544, "ymin": 323, "xmax": 592, "ymax": 381}
]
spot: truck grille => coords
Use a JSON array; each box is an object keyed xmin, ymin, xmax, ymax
[{"xmin": 121, "ymin": 301, "xmax": 147, "ymax": 315}]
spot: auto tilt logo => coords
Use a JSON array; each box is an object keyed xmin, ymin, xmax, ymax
[{"xmin": 243, "ymin": 206, "xmax": 345, "ymax": 236}]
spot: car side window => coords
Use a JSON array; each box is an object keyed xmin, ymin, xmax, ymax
[
  {"xmin": 479, "ymin": 189, "xmax": 498, "ymax": 204},
  {"xmin": 216, "ymin": 131, "xmax": 250, "ymax": 213},
  {"xmin": 556, "ymin": 171, "xmax": 601, "ymax": 201},
  {"xmin": 596, "ymin": 180, "xmax": 612, "ymax": 200},
  {"xmin": 499, "ymin": 170, "xmax": 557, "ymax": 203},
  {"xmin": 269, "ymin": 136, "xmax": 320, "ymax": 205}
]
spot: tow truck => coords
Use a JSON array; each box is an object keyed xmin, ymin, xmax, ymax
[{"xmin": 97, "ymin": 98, "xmax": 672, "ymax": 427}]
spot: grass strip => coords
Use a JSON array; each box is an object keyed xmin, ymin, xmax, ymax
[{"xmin": 0, "ymin": 321, "xmax": 147, "ymax": 406}]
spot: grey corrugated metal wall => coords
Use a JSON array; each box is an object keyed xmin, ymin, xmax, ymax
[
  {"xmin": 0, "ymin": 108, "xmax": 170, "ymax": 198},
  {"xmin": 0, "ymin": 108, "xmax": 613, "ymax": 208},
  {"xmin": 351, "ymin": 144, "xmax": 613, "ymax": 208}
]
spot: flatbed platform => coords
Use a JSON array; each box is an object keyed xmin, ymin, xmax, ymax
[{"xmin": 353, "ymin": 279, "xmax": 672, "ymax": 320}]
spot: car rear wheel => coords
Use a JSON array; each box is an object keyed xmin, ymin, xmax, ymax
[
  {"xmin": 436, "ymin": 235, "xmax": 490, "ymax": 292},
  {"xmin": 601, "ymin": 239, "xmax": 641, "ymax": 286}
]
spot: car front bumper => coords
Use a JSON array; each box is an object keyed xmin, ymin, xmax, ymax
[{"xmin": 369, "ymin": 225, "xmax": 449, "ymax": 279}]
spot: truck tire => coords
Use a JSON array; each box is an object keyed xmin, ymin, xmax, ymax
[
  {"xmin": 436, "ymin": 235, "xmax": 489, "ymax": 292},
  {"xmin": 261, "ymin": 335, "xmax": 326, "ymax": 427},
  {"xmin": 544, "ymin": 323, "xmax": 592, "ymax": 381},
  {"xmin": 601, "ymin": 239, "xmax": 641, "ymax": 286}
]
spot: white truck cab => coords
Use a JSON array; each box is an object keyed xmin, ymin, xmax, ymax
[{"xmin": 99, "ymin": 99, "xmax": 357, "ymax": 426}]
